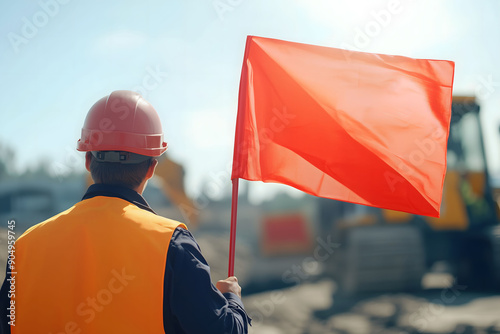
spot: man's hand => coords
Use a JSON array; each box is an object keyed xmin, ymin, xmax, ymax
[{"xmin": 216, "ymin": 276, "xmax": 242, "ymax": 298}]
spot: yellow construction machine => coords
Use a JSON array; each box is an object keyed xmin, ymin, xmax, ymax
[{"xmin": 320, "ymin": 96, "xmax": 500, "ymax": 293}]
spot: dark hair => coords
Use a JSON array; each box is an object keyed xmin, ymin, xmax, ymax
[{"xmin": 89, "ymin": 153, "xmax": 153, "ymax": 189}]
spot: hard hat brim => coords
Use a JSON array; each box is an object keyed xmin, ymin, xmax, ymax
[{"xmin": 77, "ymin": 129, "xmax": 168, "ymax": 157}]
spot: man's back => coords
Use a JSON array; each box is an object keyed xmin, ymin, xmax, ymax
[{"xmin": 13, "ymin": 195, "xmax": 184, "ymax": 333}]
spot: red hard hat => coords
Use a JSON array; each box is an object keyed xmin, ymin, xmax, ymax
[{"xmin": 76, "ymin": 90, "xmax": 168, "ymax": 157}]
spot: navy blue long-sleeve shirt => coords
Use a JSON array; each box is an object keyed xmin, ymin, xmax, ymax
[{"xmin": 0, "ymin": 184, "xmax": 250, "ymax": 333}]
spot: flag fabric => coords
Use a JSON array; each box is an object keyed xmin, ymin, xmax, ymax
[{"xmin": 231, "ymin": 36, "xmax": 455, "ymax": 217}]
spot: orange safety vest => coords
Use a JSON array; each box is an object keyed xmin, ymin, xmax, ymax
[{"xmin": 12, "ymin": 196, "xmax": 186, "ymax": 334}]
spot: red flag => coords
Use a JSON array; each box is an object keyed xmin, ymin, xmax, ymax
[{"xmin": 231, "ymin": 36, "xmax": 455, "ymax": 217}]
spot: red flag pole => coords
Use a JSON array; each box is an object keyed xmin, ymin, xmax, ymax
[{"xmin": 228, "ymin": 178, "xmax": 239, "ymax": 277}]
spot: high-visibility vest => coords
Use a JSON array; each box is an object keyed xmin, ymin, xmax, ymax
[{"xmin": 12, "ymin": 196, "xmax": 186, "ymax": 334}]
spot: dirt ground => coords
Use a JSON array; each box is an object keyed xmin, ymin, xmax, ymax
[
  {"xmin": 1, "ymin": 229, "xmax": 499, "ymax": 333},
  {"xmin": 242, "ymin": 277, "xmax": 500, "ymax": 334},
  {"xmin": 199, "ymin": 234, "xmax": 500, "ymax": 334}
]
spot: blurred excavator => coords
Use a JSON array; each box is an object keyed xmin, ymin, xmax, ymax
[
  {"xmin": 319, "ymin": 96, "xmax": 500, "ymax": 293},
  {"xmin": 154, "ymin": 155, "xmax": 199, "ymax": 228}
]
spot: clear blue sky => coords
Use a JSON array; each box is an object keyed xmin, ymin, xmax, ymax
[{"xmin": 1, "ymin": 0, "xmax": 499, "ymax": 200}]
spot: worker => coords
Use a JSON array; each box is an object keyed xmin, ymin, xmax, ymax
[{"xmin": 0, "ymin": 90, "xmax": 251, "ymax": 333}]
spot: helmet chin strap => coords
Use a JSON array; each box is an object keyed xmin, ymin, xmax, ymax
[{"xmin": 91, "ymin": 151, "xmax": 152, "ymax": 164}]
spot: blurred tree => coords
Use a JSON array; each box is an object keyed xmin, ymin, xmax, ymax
[
  {"xmin": 0, "ymin": 142, "xmax": 85, "ymax": 182},
  {"xmin": 0, "ymin": 142, "xmax": 15, "ymax": 180},
  {"xmin": 22, "ymin": 158, "xmax": 53, "ymax": 180},
  {"xmin": 21, "ymin": 158, "xmax": 85, "ymax": 182}
]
